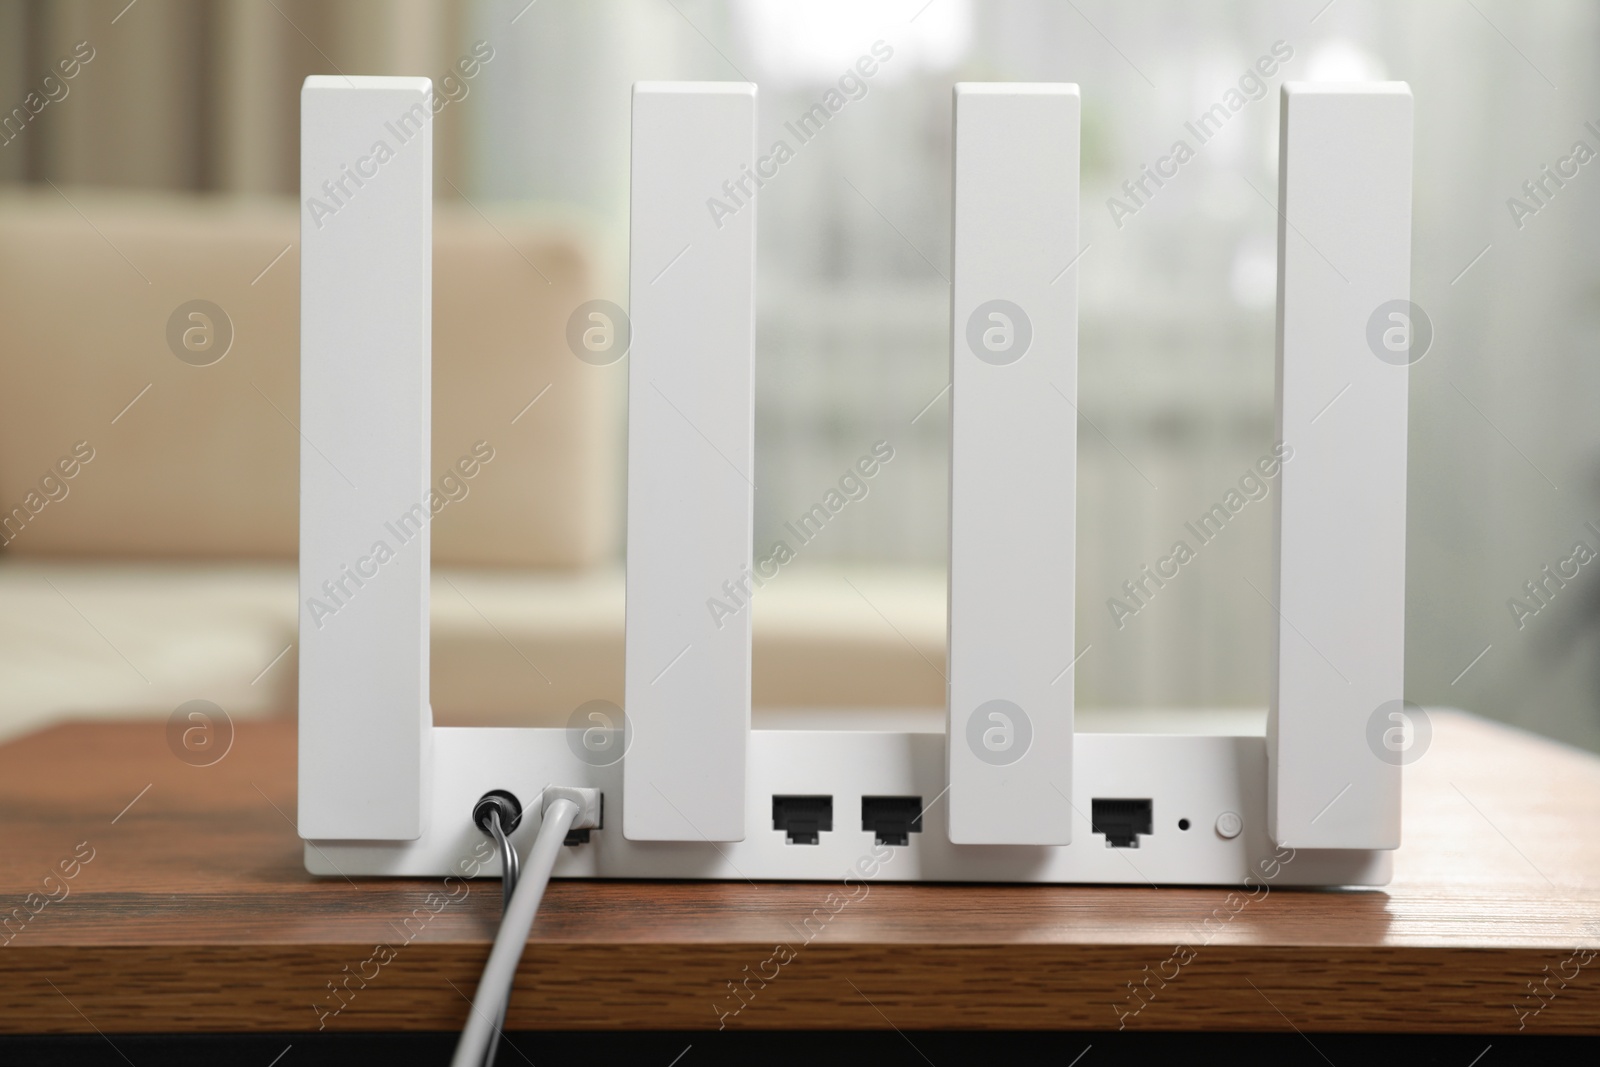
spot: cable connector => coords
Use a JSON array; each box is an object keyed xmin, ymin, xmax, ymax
[
  {"xmin": 543, "ymin": 786, "xmax": 602, "ymax": 844},
  {"xmin": 471, "ymin": 790, "xmax": 523, "ymax": 836}
]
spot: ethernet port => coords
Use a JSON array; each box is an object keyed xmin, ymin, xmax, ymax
[
  {"xmin": 564, "ymin": 794, "xmax": 602, "ymax": 846},
  {"xmin": 1092, "ymin": 798, "xmax": 1153, "ymax": 849},
  {"xmin": 861, "ymin": 796, "xmax": 923, "ymax": 846},
  {"xmin": 772, "ymin": 795, "xmax": 833, "ymax": 845}
]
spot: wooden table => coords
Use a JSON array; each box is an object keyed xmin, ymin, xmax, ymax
[{"xmin": 2, "ymin": 711, "xmax": 1597, "ymax": 1045}]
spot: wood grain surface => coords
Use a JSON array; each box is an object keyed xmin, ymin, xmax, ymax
[{"xmin": 1, "ymin": 711, "xmax": 1597, "ymax": 1035}]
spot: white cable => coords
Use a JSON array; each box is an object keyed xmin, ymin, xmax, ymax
[
  {"xmin": 481, "ymin": 808, "xmax": 519, "ymax": 1067},
  {"xmin": 451, "ymin": 797, "xmax": 578, "ymax": 1067}
]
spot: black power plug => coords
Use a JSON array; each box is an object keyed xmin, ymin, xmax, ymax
[{"xmin": 473, "ymin": 790, "xmax": 523, "ymax": 835}]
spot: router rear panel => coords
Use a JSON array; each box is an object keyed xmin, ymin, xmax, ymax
[{"xmin": 309, "ymin": 728, "xmax": 1391, "ymax": 887}]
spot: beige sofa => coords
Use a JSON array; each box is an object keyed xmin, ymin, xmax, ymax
[{"xmin": 0, "ymin": 191, "xmax": 945, "ymax": 741}]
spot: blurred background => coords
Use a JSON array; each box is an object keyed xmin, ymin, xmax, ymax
[{"xmin": 1, "ymin": 0, "xmax": 1597, "ymax": 754}]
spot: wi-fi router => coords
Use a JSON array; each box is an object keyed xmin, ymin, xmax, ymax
[{"xmin": 297, "ymin": 76, "xmax": 1413, "ymax": 888}]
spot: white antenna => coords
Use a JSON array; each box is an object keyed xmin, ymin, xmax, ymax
[
  {"xmin": 1270, "ymin": 83, "xmax": 1413, "ymax": 850},
  {"xmin": 948, "ymin": 84, "xmax": 1080, "ymax": 845},
  {"xmin": 298, "ymin": 76, "xmax": 434, "ymax": 842},
  {"xmin": 622, "ymin": 83, "xmax": 758, "ymax": 842}
]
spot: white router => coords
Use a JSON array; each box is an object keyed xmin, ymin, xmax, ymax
[{"xmin": 297, "ymin": 77, "xmax": 1413, "ymax": 886}]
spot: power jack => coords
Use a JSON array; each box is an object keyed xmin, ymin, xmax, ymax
[{"xmin": 473, "ymin": 790, "xmax": 523, "ymax": 835}]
